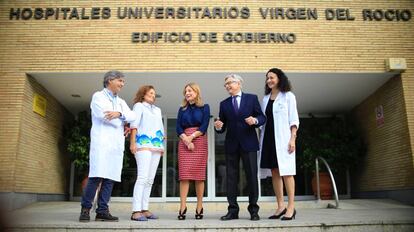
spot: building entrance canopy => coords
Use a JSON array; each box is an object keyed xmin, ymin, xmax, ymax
[{"xmin": 30, "ymin": 72, "xmax": 397, "ymax": 117}]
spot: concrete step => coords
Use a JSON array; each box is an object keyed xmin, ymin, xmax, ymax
[
  {"xmin": 108, "ymin": 200, "xmax": 336, "ymax": 212},
  {"xmin": 5, "ymin": 199, "xmax": 414, "ymax": 232}
]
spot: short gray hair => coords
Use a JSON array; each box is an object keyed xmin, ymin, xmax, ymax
[
  {"xmin": 225, "ymin": 74, "xmax": 243, "ymax": 86},
  {"xmin": 103, "ymin": 70, "xmax": 125, "ymax": 88}
]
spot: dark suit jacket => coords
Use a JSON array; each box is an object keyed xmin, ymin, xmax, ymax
[{"xmin": 216, "ymin": 93, "xmax": 266, "ymax": 153}]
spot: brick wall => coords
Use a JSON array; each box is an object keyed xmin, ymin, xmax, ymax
[
  {"xmin": 0, "ymin": 73, "xmax": 25, "ymax": 192},
  {"xmin": 353, "ymin": 74, "xmax": 414, "ymax": 192},
  {"xmin": 0, "ymin": 0, "xmax": 413, "ymax": 194},
  {"xmin": 14, "ymin": 76, "xmax": 70, "ymax": 194}
]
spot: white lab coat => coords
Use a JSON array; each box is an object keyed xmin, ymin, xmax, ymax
[
  {"xmin": 88, "ymin": 89, "xmax": 136, "ymax": 182},
  {"xmin": 259, "ymin": 91, "xmax": 299, "ymax": 177}
]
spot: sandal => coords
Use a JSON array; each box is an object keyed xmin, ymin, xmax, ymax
[
  {"xmin": 142, "ymin": 210, "xmax": 158, "ymax": 219},
  {"xmin": 177, "ymin": 207, "xmax": 187, "ymax": 220},
  {"xmin": 130, "ymin": 211, "xmax": 148, "ymax": 221},
  {"xmin": 195, "ymin": 207, "xmax": 204, "ymax": 220}
]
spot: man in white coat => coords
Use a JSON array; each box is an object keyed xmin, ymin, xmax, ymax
[{"xmin": 79, "ymin": 70, "xmax": 136, "ymax": 222}]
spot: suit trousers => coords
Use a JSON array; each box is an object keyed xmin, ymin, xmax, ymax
[{"xmin": 225, "ymin": 147, "xmax": 259, "ymax": 215}]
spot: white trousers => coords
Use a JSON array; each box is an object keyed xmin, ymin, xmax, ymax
[{"xmin": 132, "ymin": 150, "xmax": 161, "ymax": 211}]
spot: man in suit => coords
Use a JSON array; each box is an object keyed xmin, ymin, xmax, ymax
[{"xmin": 214, "ymin": 74, "xmax": 266, "ymax": 221}]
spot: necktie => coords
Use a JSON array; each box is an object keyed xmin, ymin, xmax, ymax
[{"xmin": 232, "ymin": 95, "xmax": 239, "ymax": 113}]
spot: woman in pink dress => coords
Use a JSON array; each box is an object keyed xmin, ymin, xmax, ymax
[{"xmin": 176, "ymin": 83, "xmax": 210, "ymax": 220}]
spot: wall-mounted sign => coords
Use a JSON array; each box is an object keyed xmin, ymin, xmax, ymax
[
  {"xmin": 8, "ymin": 7, "xmax": 412, "ymax": 21},
  {"xmin": 8, "ymin": 6, "xmax": 412, "ymax": 44},
  {"xmin": 33, "ymin": 93, "xmax": 47, "ymax": 117}
]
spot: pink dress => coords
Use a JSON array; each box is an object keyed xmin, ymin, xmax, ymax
[{"xmin": 178, "ymin": 127, "xmax": 208, "ymax": 180}]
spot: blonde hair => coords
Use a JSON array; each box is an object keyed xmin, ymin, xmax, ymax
[{"xmin": 181, "ymin": 83, "xmax": 204, "ymax": 108}]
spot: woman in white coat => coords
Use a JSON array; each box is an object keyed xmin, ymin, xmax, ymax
[{"xmin": 259, "ymin": 68, "xmax": 299, "ymax": 220}]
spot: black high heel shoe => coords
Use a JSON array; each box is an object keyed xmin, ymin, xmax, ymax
[
  {"xmin": 268, "ymin": 208, "xmax": 287, "ymax": 219},
  {"xmin": 177, "ymin": 207, "xmax": 187, "ymax": 220},
  {"xmin": 195, "ymin": 208, "xmax": 204, "ymax": 220},
  {"xmin": 281, "ymin": 209, "xmax": 296, "ymax": 220}
]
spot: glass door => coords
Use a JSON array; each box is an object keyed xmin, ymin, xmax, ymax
[
  {"xmin": 213, "ymin": 125, "xmax": 251, "ymax": 201},
  {"xmin": 161, "ymin": 117, "xmax": 272, "ymax": 201},
  {"xmin": 107, "ymin": 116, "xmax": 320, "ymax": 201},
  {"xmin": 165, "ymin": 118, "xmax": 179, "ymax": 198},
  {"xmin": 163, "ymin": 117, "xmax": 254, "ymax": 201},
  {"xmin": 165, "ymin": 118, "xmax": 209, "ymax": 201}
]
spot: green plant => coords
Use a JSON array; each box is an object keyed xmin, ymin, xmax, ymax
[
  {"xmin": 65, "ymin": 111, "xmax": 91, "ymax": 171},
  {"xmin": 297, "ymin": 115, "xmax": 366, "ymax": 173},
  {"xmin": 64, "ymin": 111, "xmax": 132, "ymax": 171}
]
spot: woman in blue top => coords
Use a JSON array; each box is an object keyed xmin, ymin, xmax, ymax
[{"xmin": 176, "ymin": 83, "xmax": 210, "ymax": 220}]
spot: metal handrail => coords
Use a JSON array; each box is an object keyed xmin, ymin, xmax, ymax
[{"xmin": 315, "ymin": 156, "xmax": 339, "ymax": 208}]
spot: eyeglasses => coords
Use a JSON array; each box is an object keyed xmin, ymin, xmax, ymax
[{"xmin": 224, "ymin": 80, "xmax": 238, "ymax": 87}]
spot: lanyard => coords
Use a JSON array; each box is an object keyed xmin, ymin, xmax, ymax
[{"xmin": 103, "ymin": 89, "xmax": 118, "ymax": 111}]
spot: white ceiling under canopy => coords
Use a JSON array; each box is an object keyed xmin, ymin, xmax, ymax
[{"xmin": 30, "ymin": 71, "xmax": 397, "ymax": 117}]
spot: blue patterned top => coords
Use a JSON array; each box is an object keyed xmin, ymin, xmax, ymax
[{"xmin": 130, "ymin": 102, "xmax": 165, "ymax": 152}]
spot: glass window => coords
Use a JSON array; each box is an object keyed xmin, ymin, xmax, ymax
[
  {"xmin": 166, "ymin": 119, "xmax": 179, "ymax": 197},
  {"xmin": 111, "ymin": 140, "xmax": 163, "ymax": 197},
  {"xmin": 166, "ymin": 118, "xmax": 207, "ymax": 197},
  {"xmin": 214, "ymin": 131, "xmax": 249, "ymax": 197}
]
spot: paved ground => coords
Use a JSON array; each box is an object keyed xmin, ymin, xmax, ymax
[{"xmin": 3, "ymin": 199, "xmax": 414, "ymax": 231}]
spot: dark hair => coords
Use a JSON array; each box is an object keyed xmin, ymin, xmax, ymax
[
  {"xmin": 133, "ymin": 85, "xmax": 155, "ymax": 104},
  {"xmin": 265, "ymin": 68, "xmax": 292, "ymax": 95}
]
